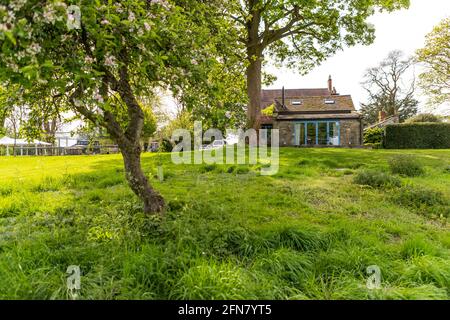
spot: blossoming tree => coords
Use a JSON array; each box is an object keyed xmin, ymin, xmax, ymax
[{"xmin": 0, "ymin": 0, "xmax": 235, "ymax": 214}]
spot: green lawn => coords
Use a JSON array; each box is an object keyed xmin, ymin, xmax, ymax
[{"xmin": 0, "ymin": 148, "xmax": 449, "ymax": 299}]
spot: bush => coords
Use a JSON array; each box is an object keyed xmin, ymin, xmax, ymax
[
  {"xmin": 363, "ymin": 127, "xmax": 384, "ymax": 144},
  {"xmin": 394, "ymin": 185, "xmax": 446, "ymax": 208},
  {"xmin": 353, "ymin": 169, "xmax": 401, "ymax": 188},
  {"xmin": 406, "ymin": 113, "xmax": 441, "ymax": 123},
  {"xmin": 364, "ymin": 142, "xmax": 382, "ymax": 149},
  {"xmin": 159, "ymin": 138, "xmax": 173, "ymax": 152},
  {"xmin": 200, "ymin": 164, "xmax": 218, "ymax": 173},
  {"xmin": 384, "ymin": 123, "xmax": 450, "ymax": 149},
  {"xmin": 389, "ymin": 155, "xmax": 425, "ymax": 177}
]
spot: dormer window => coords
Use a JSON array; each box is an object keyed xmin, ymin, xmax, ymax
[
  {"xmin": 324, "ymin": 99, "xmax": 336, "ymax": 104},
  {"xmin": 292, "ymin": 100, "xmax": 302, "ymax": 105}
]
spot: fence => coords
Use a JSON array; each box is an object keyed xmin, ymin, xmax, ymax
[{"xmin": 0, "ymin": 145, "xmax": 120, "ymax": 157}]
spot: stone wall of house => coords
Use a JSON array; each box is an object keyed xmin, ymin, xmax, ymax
[
  {"xmin": 274, "ymin": 121, "xmax": 294, "ymax": 147},
  {"xmin": 339, "ymin": 119, "xmax": 362, "ymax": 146},
  {"xmin": 273, "ymin": 119, "xmax": 362, "ymax": 147}
]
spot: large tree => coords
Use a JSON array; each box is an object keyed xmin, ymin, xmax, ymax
[
  {"xmin": 416, "ymin": 18, "xmax": 450, "ymax": 107},
  {"xmin": 0, "ymin": 87, "xmax": 10, "ymax": 134},
  {"xmin": 225, "ymin": 0, "xmax": 410, "ymax": 129},
  {"xmin": 360, "ymin": 50, "xmax": 418, "ymax": 125},
  {"xmin": 0, "ymin": 0, "xmax": 235, "ymax": 214}
]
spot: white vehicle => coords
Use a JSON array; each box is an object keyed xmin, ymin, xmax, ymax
[
  {"xmin": 199, "ymin": 144, "xmax": 211, "ymax": 150},
  {"xmin": 210, "ymin": 139, "xmax": 227, "ymax": 149}
]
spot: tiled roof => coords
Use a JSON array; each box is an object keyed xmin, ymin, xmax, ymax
[
  {"xmin": 261, "ymin": 89, "xmax": 356, "ymax": 112},
  {"xmin": 281, "ymin": 95, "xmax": 356, "ymax": 112},
  {"xmin": 261, "ymin": 88, "xmax": 330, "ymax": 109},
  {"xmin": 276, "ymin": 113, "xmax": 361, "ymax": 120}
]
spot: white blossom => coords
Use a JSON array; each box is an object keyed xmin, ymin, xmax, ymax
[
  {"xmin": 104, "ymin": 54, "xmax": 117, "ymax": 67},
  {"xmin": 152, "ymin": 0, "xmax": 171, "ymax": 10},
  {"xmin": 43, "ymin": 6, "xmax": 57, "ymax": 24},
  {"xmin": 73, "ymin": 99, "xmax": 82, "ymax": 107},
  {"xmin": 94, "ymin": 92, "xmax": 104, "ymax": 103},
  {"xmin": 138, "ymin": 43, "xmax": 146, "ymax": 51},
  {"xmin": 27, "ymin": 43, "xmax": 42, "ymax": 55},
  {"xmin": 10, "ymin": 0, "xmax": 27, "ymax": 11},
  {"xmin": 6, "ymin": 61, "xmax": 19, "ymax": 72}
]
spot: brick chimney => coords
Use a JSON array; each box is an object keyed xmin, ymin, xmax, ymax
[
  {"xmin": 378, "ymin": 111, "xmax": 387, "ymax": 123},
  {"xmin": 328, "ymin": 75, "xmax": 333, "ymax": 94}
]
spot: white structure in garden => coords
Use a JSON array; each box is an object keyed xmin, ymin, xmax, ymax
[{"xmin": 0, "ymin": 136, "xmax": 52, "ymax": 156}]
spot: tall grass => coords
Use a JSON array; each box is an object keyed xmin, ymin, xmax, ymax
[{"xmin": 0, "ymin": 149, "xmax": 448, "ymax": 299}]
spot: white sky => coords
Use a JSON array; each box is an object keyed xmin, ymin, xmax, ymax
[{"xmin": 265, "ymin": 0, "xmax": 450, "ymax": 115}]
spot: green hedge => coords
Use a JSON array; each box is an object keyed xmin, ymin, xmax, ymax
[
  {"xmin": 364, "ymin": 127, "xmax": 384, "ymax": 144},
  {"xmin": 384, "ymin": 123, "xmax": 450, "ymax": 149}
]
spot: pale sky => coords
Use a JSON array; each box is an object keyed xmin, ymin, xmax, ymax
[{"xmin": 266, "ymin": 0, "xmax": 450, "ymax": 115}]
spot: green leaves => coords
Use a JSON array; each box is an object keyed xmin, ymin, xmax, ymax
[
  {"xmin": 3, "ymin": 31, "xmax": 15, "ymax": 45},
  {"xmin": 416, "ymin": 18, "xmax": 450, "ymax": 107}
]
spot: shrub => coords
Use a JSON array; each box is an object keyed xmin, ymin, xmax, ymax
[
  {"xmin": 200, "ymin": 164, "xmax": 217, "ymax": 173},
  {"xmin": 406, "ymin": 113, "xmax": 441, "ymax": 123},
  {"xmin": 384, "ymin": 123, "xmax": 450, "ymax": 149},
  {"xmin": 389, "ymin": 155, "xmax": 425, "ymax": 177},
  {"xmin": 394, "ymin": 185, "xmax": 447, "ymax": 208},
  {"xmin": 159, "ymin": 138, "xmax": 173, "ymax": 152},
  {"xmin": 235, "ymin": 166, "xmax": 250, "ymax": 174},
  {"xmin": 226, "ymin": 166, "xmax": 236, "ymax": 173},
  {"xmin": 261, "ymin": 104, "xmax": 275, "ymax": 116},
  {"xmin": 353, "ymin": 169, "xmax": 401, "ymax": 188},
  {"xmin": 298, "ymin": 159, "xmax": 311, "ymax": 166},
  {"xmin": 364, "ymin": 142, "xmax": 382, "ymax": 149},
  {"xmin": 363, "ymin": 127, "xmax": 384, "ymax": 144}
]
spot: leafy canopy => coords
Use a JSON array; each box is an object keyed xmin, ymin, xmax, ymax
[
  {"xmin": 0, "ymin": 0, "xmax": 238, "ymax": 141},
  {"xmin": 416, "ymin": 18, "xmax": 450, "ymax": 106},
  {"xmin": 227, "ymin": 0, "xmax": 410, "ymax": 72}
]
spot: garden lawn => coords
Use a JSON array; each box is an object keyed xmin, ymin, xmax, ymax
[{"xmin": 0, "ymin": 148, "xmax": 449, "ymax": 299}]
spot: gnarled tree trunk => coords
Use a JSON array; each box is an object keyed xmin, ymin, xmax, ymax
[
  {"xmin": 120, "ymin": 142, "xmax": 164, "ymax": 214},
  {"xmin": 71, "ymin": 28, "xmax": 165, "ymax": 216}
]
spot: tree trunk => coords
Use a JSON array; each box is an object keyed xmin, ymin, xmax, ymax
[
  {"xmin": 246, "ymin": 51, "xmax": 263, "ymax": 130},
  {"xmin": 245, "ymin": 2, "xmax": 262, "ymax": 130},
  {"xmin": 120, "ymin": 143, "xmax": 165, "ymax": 214}
]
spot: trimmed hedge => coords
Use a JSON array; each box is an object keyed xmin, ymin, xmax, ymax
[{"xmin": 384, "ymin": 123, "xmax": 450, "ymax": 149}]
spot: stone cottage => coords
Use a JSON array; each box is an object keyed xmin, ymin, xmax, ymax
[{"xmin": 259, "ymin": 76, "xmax": 363, "ymax": 147}]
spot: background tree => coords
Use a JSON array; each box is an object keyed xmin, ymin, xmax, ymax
[
  {"xmin": 225, "ymin": 0, "xmax": 410, "ymax": 129},
  {"xmin": 141, "ymin": 104, "xmax": 157, "ymax": 150},
  {"xmin": 360, "ymin": 50, "xmax": 418, "ymax": 125},
  {"xmin": 0, "ymin": 0, "xmax": 236, "ymax": 214},
  {"xmin": 0, "ymin": 87, "xmax": 11, "ymax": 135},
  {"xmin": 156, "ymin": 109, "xmax": 194, "ymax": 152},
  {"xmin": 405, "ymin": 113, "xmax": 441, "ymax": 123},
  {"xmin": 4, "ymin": 105, "xmax": 27, "ymax": 155},
  {"xmin": 416, "ymin": 18, "xmax": 450, "ymax": 107},
  {"xmin": 20, "ymin": 92, "xmax": 65, "ymax": 144}
]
